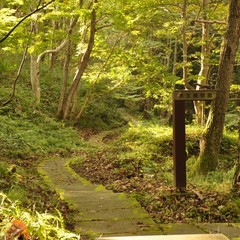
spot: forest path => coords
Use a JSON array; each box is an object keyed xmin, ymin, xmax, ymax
[
  {"xmin": 38, "ymin": 128, "xmax": 161, "ymax": 239},
  {"xmin": 38, "ymin": 126, "xmax": 237, "ymax": 240}
]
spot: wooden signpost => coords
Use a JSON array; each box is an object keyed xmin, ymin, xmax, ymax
[{"xmin": 172, "ymin": 90, "xmax": 217, "ymax": 190}]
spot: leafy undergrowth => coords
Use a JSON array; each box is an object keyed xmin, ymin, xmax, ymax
[
  {"xmin": 0, "ymin": 110, "xmax": 85, "ymax": 238},
  {"xmin": 72, "ymin": 121, "xmax": 240, "ymax": 224},
  {"xmin": 0, "ymin": 108, "xmax": 84, "ymax": 159},
  {"xmin": 0, "ymin": 154, "xmax": 81, "ymax": 239},
  {"xmin": 0, "ymin": 192, "xmax": 80, "ymax": 239}
]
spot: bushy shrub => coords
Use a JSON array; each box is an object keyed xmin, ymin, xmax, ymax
[{"xmin": 0, "ymin": 192, "xmax": 80, "ymax": 239}]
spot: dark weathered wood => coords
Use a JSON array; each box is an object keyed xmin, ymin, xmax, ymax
[
  {"xmin": 173, "ymin": 99, "xmax": 186, "ymax": 190},
  {"xmin": 173, "ymin": 90, "xmax": 216, "ymax": 101},
  {"xmin": 172, "ymin": 90, "xmax": 216, "ymax": 189}
]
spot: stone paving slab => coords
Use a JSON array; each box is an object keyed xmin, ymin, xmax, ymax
[
  {"xmin": 38, "ymin": 157, "xmax": 239, "ymax": 240},
  {"xmin": 74, "ymin": 207, "xmax": 149, "ymax": 221},
  {"xmin": 160, "ymin": 223, "xmax": 206, "ymax": 235},
  {"xmin": 95, "ymin": 234, "xmax": 229, "ymax": 240},
  {"xmin": 75, "ymin": 218, "xmax": 159, "ymax": 236},
  {"xmin": 196, "ymin": 223, "xmax": 240, "ymax": 239},
  {"xmin": 67, "ymin": 194, "xmax": 144, "ymax": 211},
  {"xmin": 38, "ymin": 157, "xmax": 161, "ymax": 237}
]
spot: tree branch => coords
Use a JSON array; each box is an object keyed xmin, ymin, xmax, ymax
[
  {"xmin": 37, "ymin": 40, "xmax": 68, "ymax": 63},
  {"xmin": 0, "ymin": 0, "xmax": 55, "ymax": 43},
  {"xmin": 37, "ymin": 16, "xmax": 79, "ymax": 63},
  {"xmin": 96, "ymin": 24, "xmax": 112, "ymax": 31},
  {"xmin": 195, "ymin": 19, "xmax": 227, "ymax": 25},
  {"xmin": 1, "ymin": 27, "xmax": 34, "ymax": 107}
]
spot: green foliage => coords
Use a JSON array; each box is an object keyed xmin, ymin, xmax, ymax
[
  {"xmin": 76, "ymin": 96, "xmax": 126, "ymax": 130},
  {"xmin": 225, "ymin": 113, "xmax": 239, "ymax": 131},
  {"xmin": 188, "ymin": 161, "xmax": 235, "ymax": 192},
  {"xmin": 119, "ymin": 121, "xmax": 173, "ymax": 157},
  {"xmin": 111, "ymin": 120, "xmax": 238, "ymax": 188},
  {"xmin": 0, "ymin": 110, "xmax": 84, "ymax": 158},
  {"xmin": 0, "ymin": 192, "xmax": 80, "ymax": 239},
  {"xmin": 0, "ymin": 161, "xmax": 10, "ymax": 178},
  {"xmin": 7, "ymin": 185, "xmax": 28, "ymax": 203},
  {"xmin": 0, "ymin": 8, "xmax": 17, "ymax": 36}
]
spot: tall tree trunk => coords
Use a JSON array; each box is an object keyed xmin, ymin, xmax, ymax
[
  {"xmin": 182, "ymin": 0, "xmax": 193, "ymax": 89},
  {"xmin": 166, "ymin": 36, "xmax": 172, "ymax": 69},
  {"xmin": 71, "ymin": 88, "xmax": 79, "ymax": 117},
  {"xmin": 195, "ymin": 0, "xmax": 240, "ymax": 174},
  {"xmin": 30, "ymin": 21, "xmax": 41, "ymax": 104},
  {"xmin": 172, "ymin": 38, "xmax": 178, "ymax": 75},
  {"xmin": 49, "ymin": 20, "xmax": 59, "ymax": 70},
  {"xmin": 30, "ymin": 54, "xmax": 41, "ymax": 104},
  {"xmin": 57, "ymin": 16, "xmax": 79, "ymax": 116},
  {"xmin": 195, "ymin": 0, "xmax": 211, "ymax": 125},
  {"xmin": 57, "ymin": 39, "xmax": 72, "ymax": 115},
  {"xmin": 61, "ymin": 2, "xmax": 97, "ymax": 120}
]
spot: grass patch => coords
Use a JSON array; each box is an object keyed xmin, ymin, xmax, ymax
[
  {"xmin": 0, "ymin": 101, "xmax": 85, "ymax": 237},
  {"xmin": 0, "ymin": 112, "xmax": 84, "ymax": 158}
]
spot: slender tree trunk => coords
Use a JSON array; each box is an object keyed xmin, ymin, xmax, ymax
[
  {"xmin": 195, "ymin": 0, "xmax": 240, "ymax": 174},
  {"xmin": 75, "ymin": 34, "xmax": 123, "ymax": 121},
  {"xmin": 172, "ymin": 38, "xmax": 178, "ymax": 75},
  {"xmin": 30, "ymin": 54, "xmax": 41, "ymax": 104},
  {"xmin": 57, "ymin": 39, "xmax": 72, "ymax": 115},
  {"xmin": 30, "ymin": 21, "xmax": 41, "ymax": 104},
  {"xmin": 166, "ymin": 36, "xmax": 172, "ymax": 69},
  {"xmin": 56, "ymin": 16, "xmax": 79, "ymax": 116},
  {"xmin": 49, "ymin": 20, "xmax": 59, "ymax": 70},
  {"xmin": 62, "ymin": 2, "xmax": 97, "ymax": 120},
  {"xmin": 195, "ymin": 0, "xmax": 210, "ymax": 125},
  {"xmin": 71, "ymin": 88, "xmax": 79, "ymax": 117},
  {"xmin": 75, "ymin": 93, "xmax": 91, "ymax": 120},
  {"xmin": 182, "ymin": 0, "xmax": 193, "ymax": 89},
  {"xmin": 182, "ymin": 0, "xmax": 188, "ymax": 87}
]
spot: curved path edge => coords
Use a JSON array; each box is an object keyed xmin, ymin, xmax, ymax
[{"xmin": 38, "ymin": 155, "xmax": 161, "ymax": 239}]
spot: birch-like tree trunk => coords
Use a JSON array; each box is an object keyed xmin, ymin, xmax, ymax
[
  {"xmin": 61, "ymin": 1, "xmax": 97, "ymax": 120},
  {"xmin": 30, "ymin": 54, "xmax": 41, "ymax": 104},
  {"xmin": 57, "ymin": 40, "xmax": 72, "ymax": 115},
  {"xmin": 172, "ymin": 38, "xmax": 178, "ymax": 75},
  {"xmin": 195, "ymin": 0, "xmax": 210, "ymax": 125},
  {"xmin": 182, "ymin": 0, "xmax": 193, "ymax": 90},
  {"xmin": 57, "ymin": 17, "xmax": 79, "ymax": 115},
  {"xmin": 30, "ymin": 21, "xmax": 41, "ymax": 104},
  {"xmin": 195, "ymin": 0, "xmax": 240, "ymax": 174}
]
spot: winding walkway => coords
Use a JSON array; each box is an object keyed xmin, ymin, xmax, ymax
[
  {"xmin": 39, "ymin": 156, "xmax": 160, "ymax": 238},
  {"xmin": 38, "ymin": 130, "xmax": 239, "ymax": 239}
]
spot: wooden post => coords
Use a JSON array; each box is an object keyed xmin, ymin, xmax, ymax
[
  {"xmin": 172, "ymin": 90, "xmax": 216, "ymax": 190},
  {"xmin": 173, "ymin": 99, "xmax": 187, "ymax": 190}
]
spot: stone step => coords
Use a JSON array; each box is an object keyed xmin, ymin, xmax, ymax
[
  {"xmin": 39, "ymin": 157, "xmax": 160, "ymax": 237},
  {"xmin": 95, "ymin": 234, "xmax": 229, "ymax": 240}
]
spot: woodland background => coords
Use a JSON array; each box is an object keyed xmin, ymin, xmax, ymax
[{"xmin": 0, "ymin": 0, "xmax": 239, "ymax": 239}]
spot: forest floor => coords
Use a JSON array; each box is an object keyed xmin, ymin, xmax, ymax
[
  {"xmin": 55, "ymin": 127, "xmax": 240, "ymax": 239},
  {"xmin": 73, "ymin": 127, "xmax": 240, "ymax": 223},
  {"xmin": 38, "ymin": 128, "xmax": 240, "ymax": 239}
]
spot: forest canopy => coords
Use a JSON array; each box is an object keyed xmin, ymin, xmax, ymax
[
  {"xmin": 0, "ymin": 1, "xmax": 240, "ymax": 238},
  {"xmin": 0, "ymin": 0, "xmax": 239, "ymax": 172}
]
